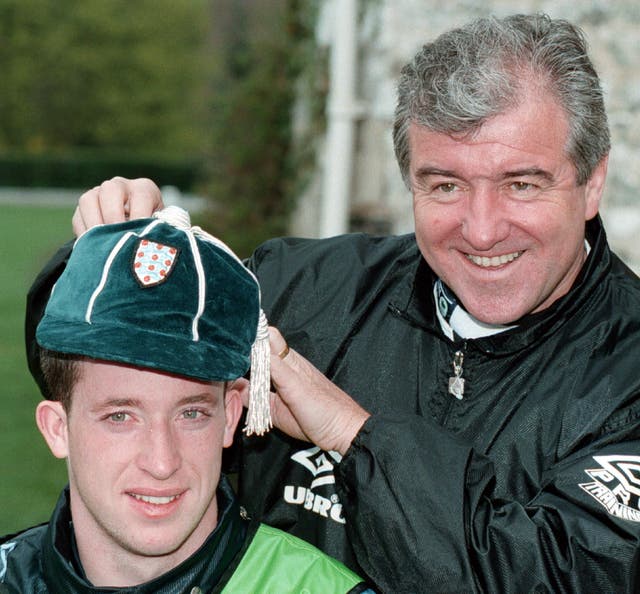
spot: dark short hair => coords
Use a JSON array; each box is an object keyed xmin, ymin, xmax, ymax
[
  {"xmin": 393, "ymin": 13, "xmax": 610, "ymax": 187},
  {"xmin": 39, "ymin": 349, "xmax": 83, "ymax": 413}
]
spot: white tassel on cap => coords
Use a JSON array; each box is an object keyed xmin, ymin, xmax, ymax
[
  {"xmin": 244, "ymin": 309, "xmax": 272, "ymax": 435},
  {"xmin": 154, "ymin": 204, "xmax": 192, "ymax": 228}
]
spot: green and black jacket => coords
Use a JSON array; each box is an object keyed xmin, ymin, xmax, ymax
[{"xmin": 0, "ymin": 477, "xmax": 369, "ymax": 593}]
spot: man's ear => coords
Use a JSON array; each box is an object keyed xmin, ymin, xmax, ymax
[
  {"xmin": 35, "ymin": 400, "xmax": 69, "ymax": 459},
  {"xmin": 223, "ymin": 379, "xmax": 248, "ymax": 447},
  {"xmin": 584, "ymin": 155, "xmax": 608, "ymax": 220}
]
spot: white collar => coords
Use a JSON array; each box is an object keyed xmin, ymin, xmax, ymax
[{"xmin": 434, "ymin": 280, "xmax": 515, "ymax": 340}]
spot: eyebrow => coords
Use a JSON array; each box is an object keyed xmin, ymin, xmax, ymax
[
  {"xmin": 176, "ymin": 393, "xmax": 219, "ymax": 406},
  {"xmin": 92, "ymin": 398, "xmax": 141, "ymax": 410},
  {"xmin": 502, "ymin": 168, "xmax": 554, "ymax": 181},
  {"xmin": 413, "ymin": 166, "xmax": 554, "ymax": 182},
  {"xmin": 413, "ymin": 167, "xmax": 457, "ymax": 179},
  {"xmin": 90, "ymin": 392, "xmax": 218, "ymax": 412}
]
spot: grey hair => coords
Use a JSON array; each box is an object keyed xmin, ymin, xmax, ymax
[{"xmin": 393, "ymin": 13, "xmax": 610, "ymax": 187}]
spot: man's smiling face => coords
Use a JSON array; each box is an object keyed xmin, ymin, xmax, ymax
[{"xmin": 408, "ymin": 85, "xmax": 607, "ymax": 324}]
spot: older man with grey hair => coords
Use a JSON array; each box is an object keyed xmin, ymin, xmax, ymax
[{"xmin": 27, "ymin": 13, "xmax": 640, "ymax": 593}]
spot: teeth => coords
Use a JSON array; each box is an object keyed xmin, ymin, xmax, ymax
[
  {"xmin": 131, "ymin": 493, "xmax": 178, "ymax": 505},
  {"xmin": 466, "ymin": 251, "xmax": 522, "ymax": 267}
]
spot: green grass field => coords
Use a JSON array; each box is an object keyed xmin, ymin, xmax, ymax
[{"xmin": 0, "ymin": 204, "xmax": 72, "ymax": 534}]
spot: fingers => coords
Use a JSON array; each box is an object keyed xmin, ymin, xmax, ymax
[
  {"xmin": 269, "ymin": 326, "xmax": 288, "ymax": 359},
  {"xmin": 72, "ymin": 177, "xmax": 163, "ymax": 237},
  {"xmin": 267, "ymin": 326, "xmax": 311, "ymax": 440},
  {"xmin": 72, "ymin": 186, "xmax": 102, "ymax": 235},
  {"xmin": 266, "ymin": 326, "xmax": 370, "ymax": 454},
  {"xmin": 269, "ymin": 326, "xmax": 327, "ymax": 390},
  {"xmin": 96, "ymin": 177, "xmax": 130, "ymax": 224},
  {"xmin": 127, "ymin": 178, "xmax": 164, "ymax": 220},
  {"xmin": 269, "ymin": 327, "xmax": 290, "ymax": 388},
  {"xmin": 269, "ymin": 326, "xmax": 299, "ymax": 385}
]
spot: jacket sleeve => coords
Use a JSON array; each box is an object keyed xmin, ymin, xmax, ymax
[{"xmin": 336, "ymin": 412, "xmax": 640, "ymax": 593}]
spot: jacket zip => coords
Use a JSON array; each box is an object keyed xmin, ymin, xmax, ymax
[
  {"xmin": 448, "ymin": 349, "xmax": 465, "ymax": 400},
  {"xmin": 439, "ymin": 342, "xmax": 468, "ymax": 428}
]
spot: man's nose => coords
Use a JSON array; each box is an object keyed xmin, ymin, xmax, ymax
[
  {"xmin": 136, "ymin": 421, "xmax": 181, "ymax": 480},
  {"xmin": 460, "ymin": 188, "xmax": 509, "ymax": 250}
]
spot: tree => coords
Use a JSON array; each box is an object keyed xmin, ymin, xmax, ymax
[
  {"xmin": 201, "ymin": 0, "xmax": 319, "ymax": 256},
  {"xmin": 0, "ymin": 0, "xmax": 210, "ymax": 156}
]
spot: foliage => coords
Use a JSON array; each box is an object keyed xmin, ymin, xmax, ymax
[
  {"xmin": 0, "ymin": 0, "xmax": 210, "ymax": 157},
  {"xmin": 200, "ymin": 0, "xmax": 321, "ymax": 257},
  {"xmin": 0, "ymin": 151, "xmax": 202, "ymax": 190},
  {"xmin": 0, "ymin": 0, "xmax": 322, "ymax": 239}
]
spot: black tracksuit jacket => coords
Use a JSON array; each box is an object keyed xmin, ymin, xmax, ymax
[
  {"xmin": 25, "ymin": 216, "xmax": 640, "ymax": 593},
  {"xmin": 237, "ymin": 216, "xmax": 640, "ymax": 593}
]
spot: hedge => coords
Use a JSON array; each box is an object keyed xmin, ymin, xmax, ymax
[{"xmin": 0, "ymin": 152, "xmax": 203, "ymax": 191}]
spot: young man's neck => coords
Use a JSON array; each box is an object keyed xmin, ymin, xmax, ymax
[{"xmin": 70, "ymin": 491, "xmax": 219, "ymax": 587}]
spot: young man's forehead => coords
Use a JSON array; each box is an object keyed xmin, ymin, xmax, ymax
[
  {"xmin": 84, "ymin": 391, "xmax": 221, "ymax": 411},
  {"xmin": 73, "ymin": 359, "xmax": 224, "ymax": 404}
]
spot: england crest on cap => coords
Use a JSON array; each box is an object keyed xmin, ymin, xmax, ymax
[{"xmin": 133, "ymin": 240, "xmax": 179, "ymax": 287}]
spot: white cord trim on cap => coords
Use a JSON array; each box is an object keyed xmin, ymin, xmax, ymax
[
  {"xmin": 154, "ymin": 207, "xmax": 209, "ymax": 343},
  {"xmin": 185, "ymin": 229, "xmax": 206, "ymax": 342},
  {"xmin": 191, "ymin": 225, "xmax": 261, "ymax": 288},
  {"xmin": 85, "ymin": 220, "xmax": 161, "ymax": 323}
]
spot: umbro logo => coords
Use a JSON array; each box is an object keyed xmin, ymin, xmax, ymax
[
  {"xmin": 580, "ymin": 455, "xmax": 640, "ymax": 522},
  {"xmin": 290, "ymin": 446, "xmax": 342, "ymax": 489},
  {"xmin": 284, "ymin": 446, "xmax": 346, "ymax": 524}
]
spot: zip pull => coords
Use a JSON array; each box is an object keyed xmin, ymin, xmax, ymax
[{"xmin": 448, "ymin": 350, "xmax": 465, "ymax": 400}]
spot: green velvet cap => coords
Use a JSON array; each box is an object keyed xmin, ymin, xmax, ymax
[{"xmin": 36, "ymin": 207, "xmax": 260, "ymax": 382}]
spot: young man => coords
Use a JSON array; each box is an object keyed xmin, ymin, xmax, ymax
[
  {"xmin": 26, "ymin": 13, "xmax": 640, "ymax": 593},
  {"xmin": 3, "ymin": 207, "xmax": 371, "ymax": 592}
]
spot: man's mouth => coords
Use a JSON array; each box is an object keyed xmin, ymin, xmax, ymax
[
  {"xmin": 466, "ymin": 251, "xmax": 522, "ymax": 268},
  {"xmin": 128, "ymin": 493, "xmax": 181, "ymax": 505}
]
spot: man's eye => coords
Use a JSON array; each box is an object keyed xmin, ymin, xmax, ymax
[
  {"xmin": 109, "ymin": 412, "xmax": 129, "ymax": 422},
  {"xmin": 182, "ymin": 409, "xmax": 203, "ymax": 420},
  {"xmin": 437, "ymin": 182, "xmax": 457, "ymax": 193},
  {"xmin": 511, "ymin": 181, "xmax": 534, "ymax": 191}
]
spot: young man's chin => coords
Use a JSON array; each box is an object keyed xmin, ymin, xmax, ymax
[{"xmin": 118, "ymin": 528, "xmax": 195, "ymax": 559}]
